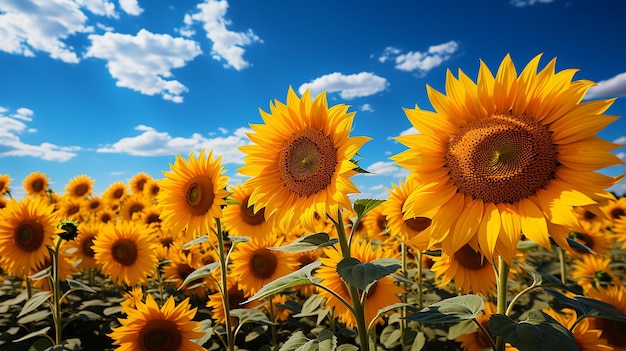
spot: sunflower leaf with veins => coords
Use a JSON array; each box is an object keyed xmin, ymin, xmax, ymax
[
  {"xmin": 336, "ymin": 257, "xmax": 401, "ymax": 291},
  {"xmin": 405, "ymin": 294, "xmax": 484, "ymax": 323},
  {"xmin": 269, "ymin": 232, "xmax": 338, "ymax": 253},
  {"xmin": 488, "ymin": 311, "xmax": 577, "ymax": 351},
  {"xmin": 243, "ymin": 261, "xmax": 322, "ymax": 304}
]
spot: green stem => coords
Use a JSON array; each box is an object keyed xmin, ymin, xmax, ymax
[
  {"xmin": 472, "ymin": 317, "xmax": 497, "ymax": 351},
  {"xmin": 400, "ymin": 241, "xmax": 408, "ymax": 351},
  {"xmin": 51, "ymin": 238, "xmax": 63, "ymax": 346},
  {"xmin": 505, "ymin": 283, "xmax": 537, "ymax": 316},
  {"xmin": 495, "ymin": 256, "xmax": 510, "ymax": 351},
  {"xmin": 215, "ymin": 219, "xmax": 235, "ymax": 351},
  {"xmin": 268, "ymin": 295, "xmax": 278, "ymax": 350},
  {"xmin": 416, "ymin": 250, "xmax": 423, "ymax": 311},
  {"xmin": 334, "ymin": 209, "xmax": 369, "ymax": 351},
  {"xmin": 558, "ymin": 246, "xmax": 567, "ymax": 284}
]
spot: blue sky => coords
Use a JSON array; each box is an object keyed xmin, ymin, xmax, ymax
[{"xmin": 1, "ymin": 0, "xmax": 625, "ymax": 200}]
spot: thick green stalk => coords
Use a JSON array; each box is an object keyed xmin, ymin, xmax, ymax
[
  {"xmin": 215, "ymin": 219, "xmax": 235, "ymax": 351},
  {"xmin": 333, "ymin": 209, "xmax": 370, "ymax": 351},
  {"xmin": 51, "ymin": 238, "xmax": 63, "ymax": 345},
  {"xmin": 495, "ymin": 256, "xmax": 510, "ymax": 351}
]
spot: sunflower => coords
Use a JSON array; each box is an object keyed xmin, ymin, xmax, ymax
[
  {"xmin": 143, "ymin": 178, "xmax": 161, "ymax": 200},
  {"xmin": 129, "ymin": 172, "xmax": 153, "ymax": 195},
  {"xmin": 238, "ymin": 87, "xmax": 370, "ymax": 229},
  {"xmin": 93, "ymin": 220, "xmax": 158, "ymax": 285},
  {"xmin": 570, "ymin": 254, "xmax": 620, "ymax": 293},
  {"xmin": 56, "ymin": 196, "xmax": 83, "ymax": 221},
  {"xmin": 103, "ymin": 181, "xmax": 128, "ymax": 209},
  {"xmin": 0, "ymin": 174, "xmax": 11, "ymax": 195},
  {"xmin": 613, "ymin": 216, "xmax": 626, "ymax": 249},
  {"xmin": 22, "ymin": 171, "xmax": 49, "ymax": 197},
  {"xmin": 64, "ymin": 174, "xmax": 94, "ymax": 199},
  {"xmin": 83, "ymin": 196, "xmax": 103, "ymax": 215},
  {"xmin": 362, "ymin": 202, "xmax": 390, "ymax": 243},
  {"xmin": 0, "ymin": 196, "xmax": 58, "ymax": 277},
  {"xmin": 96, "ymin": 208, "xmax": 116, "ymax": 224},
  {"xmin": 119, "ymin": 193, "xmax": 150, "ymax": 222},
  {"xmin": 585, "ymin": 284, "xmax": 626, "ymax": 350},
  {"xmin": 162, "ymin": 248, "xmax": 207, "ymax": 296},
  {"xmin": 158, "ymin": 149, "xmax": 229, "ymax": 239},
  {"xmin": 316, "ymin": 240, "xmax": 404, "ymax": 329},
  {"xmin": 109, "ymin": 294, "xmax": 205, "ymax": 351},
  {"xmin": 206, "ymin": 278, "xmax": 260, "ymax": 325},
  {"xmin": 430, "ymin": 244, "xmax": 496, "ymax": 296},
  {"xmin": 601, "ymin": 196, "xmax": 626, "ymax": 225},
  {"xmin": 68, "ymin": 221, "xmax": 102, "ymax": 270},
  {"xmin": 120, "ymin": 285, "xmax": 144, "ymax": 315},
  {"xmin": 567, "ymin": 222, "xmax": 612, "ymax": 255},
  {"xmin": 384, "ymin": 178, "xmax": 432, "ymax": 250},
  {"xmin": 0, "ymin": 197, "xmax": 7, "ymax": 210},
  {"xmin": 572, "ymin": 205, "xmax": 608, "ymax": 228},
  {"xmin": 544, "ymin": 307, "xmax": 611, "ymax": 351},
  {"xmin": 222, "ymin": 184, "xmax": 270, "ymax": 239},
  {"xmin": 229, "ymin": 234, "xmax": 298, "ymax": 296},
  {"xmin": 392, "ymin": 54, "xmax": 623, "ymax": 262}
]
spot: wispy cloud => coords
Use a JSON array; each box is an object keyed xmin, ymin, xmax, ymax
[
  {"xmin": 0, "ymin": 106, "xmax": 79, "ymax": 161},
  {"xmin": 510, "ymin": 0, "xmax": 554, "ymax": 7},
  {"xmin": 84, "ymin": 29, "xmax": 202, "ymax": 103},
  {"xmin": 361, "ymin": 104, "xmax": 374, "ymax": 112},
  {"xmin": 364, "ymin": 161, "xmax": 410, "ymax": 179},
  {"xmin": 182, "ymin": 0, "xmax": 262, "ymax": 70},
  {"xmin": 298, "ymin": 72, "xmax": 389, "ymax": 99},
  {"xmin": 380, "ymin": 40, "xmax": 460, "ymax": 75},
  {"xmin": 0, "ymin": 0, "xmax": 93, "ymax": 63},
  {"xmin": 586, "ymin": 72, "xmax": 626, "ymax": 99},
  {"xmin": 119, "ymin": 0, "xmax": 143, "ymax": 15},
  {"xmin": 614, "ymin": 136, "xmax": 626, "ymax": 145},
  {"xmin": 76, "ymin": 0, "xmax": 117, "ymax": 18},
  {"xmin": 96, "ymin": 125, "xmax": 252, "ymax": 164}
]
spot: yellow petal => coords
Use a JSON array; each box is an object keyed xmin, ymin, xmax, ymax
[
  {"xmin": 477, "ymin": 202, "xmax": 501, "ymax": 259},
  {"xmin": 517, "ymin": 198, "xmax": 550, "ymax": 248}
]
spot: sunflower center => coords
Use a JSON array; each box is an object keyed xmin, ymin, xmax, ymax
[
  {"xmin": 113, "ymin": 188, "xmax": 124, "ymax": 199},
  {"xmin": 596, "ymin": 318, "xmax": 626, "ymax": 348},
  {"xmin": 129, "ymin": 204, "xmax": 144, "ymax": 217},
  {"xmin": 100, "ymin": 213, "xmax": 112, "ymax": 223},
  {"xmin": 241, "ymin": 196, "xmax": 265, "ymax": 226},
  {"xmin": 139, "ymin": 319, "xmax": 182, "ymax": 351},
  {"xmin": 32, "ymin": 179, "xmax": 44, "ymax": 192},
  {"xmin": 82, "ymin": 236, "xmax": 96, "ymax": 258},
  {"xmin": 15, "ymin": 220, "xmax": 45, "ymax": 252},
  {"xmin": 112, "ymin": 238, "xmax": 138, "ymax": 266},
  {"xmin": 250, "ymin": 248, "xmax": 277, "ymax": 279},
  {"xmin": 67, "ymin": 205, "xmax": 80, "ymax": 216},
  {"xmin": 278, "ymin": 128, "xmax": 337, "ymax": 197},
  {"xmin": 569, "ymin": 232, "xmax": 594, "ymax": 252},
  {"xmin": 453, "ymin": 245, "xmax": 485, "ymax": 271},
  {"xmin": 446, "ymin": 113, "xmax": 558, "ymax": 204},
  {"xmin": 74, "ymin": 184, "xmax": 89, "ymax": 197},
  {"xmin": 610, "ymin": 208, "xmax": 625, "ymax": 220},
  {"xmin": 583, "ymin": 210, "xmax": 597, "ymax": 221},
  {"xmin": 404, "ymin": 216, "xmax": 432, "ymax": 232},
  {"xmin": 184, "ymin": 175, "xmax": 215, "ymax": 216}
]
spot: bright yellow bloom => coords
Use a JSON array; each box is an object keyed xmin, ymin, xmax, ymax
[
  {"xmin": 0, "ymin": 174, "xmax": 11, "ymax": 195},
  {"xmin": 0, "ymin": 196, "xmax": 58, "ymax": 276},
  {"xmin": 119, "ymin": 193, "xmax": 150, "ymax": 222},
  {"xmin": 544, "ymin": 308, "xmax": 611, "ymax": 351},
  {"xmin": 239, "ymin": 87, "xmax": 370, "ymax": 229},
  {"xmin": 586, "ymin": 285, "xmax": 626, "ymax": 350},
  {"xmin": 222, "ymin": 184, "xmax": 270, "ymax": 239},
  {"xmin": 64, "ymin": 174, "xmax": 94, "ymax": 199},
  {"xmin": 601, "ymin": 196, "xmax": 626, "ymax": 225},
  {"xmin": 68, "ymin": 221, "xmax": 102, "ymax": 271},
  {"xmin": 384, "ymin": 178, "xmax": 432, "ymax": 250},
  {"xmin": 430, "ymin": 244, "xmax": 496, "ymax": 296},
  {"xmin": 392, "ymin": 54, "xmax": 623, "ymax": 262},
  {"xmin": 109, "ymin": 294, "xmax": 205, "ymax": 351},
  {"xmin": 158, "ymin": 149, "xmax": 229, "ymax": 239},
  {"xmin": 128, "ymin": 172, "xmax": 153, "ymax": 195},
  {"xmin": 22, "ymin": 171, "xmax": 49, "ymax": 197}
]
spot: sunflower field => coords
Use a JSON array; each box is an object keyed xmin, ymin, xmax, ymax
[{"xmin": 1, "ymin": 55, "xmax": 626, "ymax": 351}]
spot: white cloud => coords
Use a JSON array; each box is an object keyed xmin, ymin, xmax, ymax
[
  {"xmin": 76, "ymin": 0, "xmax": 117, "ymax": 18},
  {"xmin": 85, "ymin": 29, "xmax": 202, "ymax": 102},
  {"xmin": 510, "ymin": 0, "xmax": 554, "ymax": 7},
  {"xmin": 119, "ymin": 0, "xmax": 143, "ymax": 15},
  {"xmin": 0, "ymin": 0, "xmax": 93, "ymax": 63},
  {"xmin": 364, "ymin": 161, "xmax": 410, "ymax": 178},
  {"xmin": 183, "ymin": 0, "xmax": 262, "ymax": 70},
  {"xmin": 0, "ymin": 106, "xmax": 79, "ymax": 161},
  {"xmin": 380, "ymin": 40, "xmax": 460, "ymax": 74},
  {"xmin": 360, "ymin": 104, "xmax": 374, "ymax": 112},
  {"xmin": 616, "ymin": 152, "xmax": 625, "ymax": 161},
  {"xmin": 586, "ymin": 72, "xmax": 626, "ymax": 99},
  {"xmin": 399, "ymin": 126, "xmax": 419, "ymax": 136},
  {"xmin": 96, "ymin": 124, "xmax": 252, "ymax": 164},
  {"xmin": 613, "ymin": 136, "xmax": 626, "ymax": 145},
  {"xmin": 298, "ymin": 72, "xmax": 389, "ymax": 99}
]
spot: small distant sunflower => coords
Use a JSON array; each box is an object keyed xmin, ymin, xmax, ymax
[
  {"xmin": 22, "ymin": 171, "xmax": 49, "ymax": 197},
  {"xmin": 431, "ymin": 244, "xmax": 496, "ymax": 296},
  {"xmin": 571, "ymin": 255, "xmax": 620, "ymax": 293},
  {"xmin": 572, "ymin": 205, "xmax": 608, "ymax": 228},
  {"xmin": 586, "ymin": 284, "xmax": 626, "ymax": 350},
  {"xmin": 103, "ymin": 181, "xmax": 128, "ymax": 207},
  {"xmin": 567, "ymin": 222, "xmax": 612, "ymax": 255},
  {"xmin": 385, "ymin": 178, "xmax": 432, "ymax": 250},
  {"xmin": 158, "ymin": 149, "xmax": 229, "ymax": 239},
  {"xmin": 601, "ymin": 196, "xmax": 626, "ymax": 225},
  {"xmin": 162, "ymin": 248, "xmax": 207, "ymax": 296},
  {"xmin": 238, "ymin": 87, "xmax": 370, "ymax": 229},
  {"xmin": 362, "ymin": 203, "xmax": 390, "ymax": 243},
  {"xmin": 96, "ymin": 208, "xmax": 116, "ymax": 224},
  {"xmin": 392, "ymin": 54, "xmax": 623, "ymax": 261},
  {"xmin": 613, "ymin": 216, "xmax": 626, "ymax": 249},
  {"xmin": 65, "ymin": 174, "xmax": 94, "ymax": 199},
  {"xmin": 68, "ymin": 221, "xmax": 102, "ymax": 270},
  {"xmin": 544, "ymin": 308, "xmax": 611, "ymax": 351},
  {"xmin": 222, "ymin": 184, "xmax": 270, "ymax": 239},
  {"xmin": 229, "ymin": 234, "xmax": 298, "ymax": 296},
  {"xmin": 129, "ymin": 172, "xmax": 153, "ymax": 194},
  {"xmin": 206, "ymin": 278, "xmax": 260, "ymax": 325},
  {"xmin": 316, "ymin": 240, "xmax": 403, "ymax": 329},
  {"xmin": 143, "ymin": 178, "xmax": 161, "ymax": 200},
  {"xmin": 138, "ymin": 204, "xmax": 163, "ymax": 227},
  {"xmin": 0, "ymin": 197, "xmax": 58, "ymax": 276},
  {"xmin": 119, "ymin": 194, "xmax": 150, "ymax": 222},
  {"xmin": 83, "ymin": 196, "xmax": 103, "ymax": 214},
  {"xmin": 109, "ymin": 294, "xmax": 205, "ymax": 351},
  {"xmin": 0, "ymin": 174, "xmax": 11, "ymax": 195},
  {"xmin": 120, "ymin": 285, "xmax": 144, "ymax": 315},
  {"xmin": 56, "ymin": 196, "xmax": 83, "ymax": 221},
  {"xmin": 93, "ymin": 220, "xmax": 158, "ymax": 285}
]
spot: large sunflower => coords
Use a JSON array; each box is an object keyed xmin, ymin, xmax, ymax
[
  {"xmin": 22, "ymin": 171, "xmax": 49, "ymax": 197},
  {"xmin": 222, "ymin": 184, "xmax": 270, "ymax": 239},
  {"xmin": 0, "ymin": 196, "xmax": 58, "ymax": 277},
  {"xmin": 392, "ymin": 54, "xmax": 623, "ymax": 261},
  {"xmin": 158, "ymin": 149, "xmax": 229, "ymax": 239},
  {"xmin": 109, "ymin": 294, "xmax": 205, "ymax": 351},
  {"xmin": 238, "ymin": 87, "xmax": 370, "ymax": 229},
  {"xmin": 92, "ymin": 220, "xmax": 157, "ymax": 285}
]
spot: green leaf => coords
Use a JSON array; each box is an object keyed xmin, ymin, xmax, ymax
[
  {"xmin": 517, "ymin": 262, "xmax": 568, "ymax": 290},
  {"xmin": 177, "ymin": 262, "xmax": 220, "ymax": 291},
  {"xmin": 67, "ymin": 278, "xmax": 97, "ymax": 294},
  {"xmin": 380, "ymin": 325, "xmax": 402, "ymax": 349},
  {"xmin": 14, "ymin": 327, "xmax": 51, "ymax": 343},
  {"xmin": 406, "ymin": 294, "xmax": 485, "ymax": 324},
  {"xmin": 18, "ymin": 310, "xmax": 51, "ymax": 324},
  {"xmin": 269, "ymin": 232, "xmax": 338, "ymax": 253},
  {"xmin": 228, "ymin": 235, "xmax": 251, "ymax": 244},
  {"xmin": 317, "ymin": 329, "xmax": 337, "ymax": 351},
  {"xmin": 336, "ymin": 257, "xmax": 401, "ymax": 291},
  {"xmin": 279, "ymin": 331, "xmax": 309, "ymax": 351},
  {"xmin": 181, "ymin": 235, "xmax": 211, "ymax": 250},
  {"xmin": 243, "ymin": 261, "xmax": 321, "ymax": 304},
  {"xmin": 230, "ymin": 308, "xmax": 273, "ymax": 326},
  {"xmin": 368, "ymin": 303, "xmax": 413, "ymax": 330},
  {"xmin": 28, "ymin": 266, "xmax": 51, "ymax": 281},
  {"xmin": 566, "ymin": 237, "xmax": 597, "ymax": 254},
  {"xmin": 353, "ymin": 199, "xmax": 385, "ymax": 220},
  {"xmin": 18, "ymin": 291, "xmax": 52, "ymax": 318},
  {"xmin": 545, "ymin": 288, "xmax": 626, "ymax": 320},
  {"xmin": 336, "ymin": 345, "xmax": 359, "ymax": 351},
  {"xmin": 488, "ymin": 311, "xmax": 577, "ymax": 351},
  {"xmin": 27, "ymin": 338, "xmax": 53, "ymax": 351},
  {"xmin": 192, "ymin": 319, "xmax": 214, "ymax": 346}
]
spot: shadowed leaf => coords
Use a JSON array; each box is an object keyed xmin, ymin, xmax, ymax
[
  {"xmin": 406, "ymin": 295, "xmax": 485, "ymax": 323},
  {"xmin": 488, "ymin": 311, "xmax": 577, "ymax": 351}
]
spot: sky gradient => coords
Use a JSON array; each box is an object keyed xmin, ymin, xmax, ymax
[{"xmin": 1, "ymin": 0, "xmax": 625, "ymax": 200}]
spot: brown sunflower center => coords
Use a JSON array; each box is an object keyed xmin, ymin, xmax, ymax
[
  {"xmin": 32, "ymin": 179, "xmax": 45, "ymax": 192},
  {"xmin": 405, "ymin": 216, "xmax": 432, "ymax": 232},
  {"xmin": 100, "ymin": 213, "xmax": 112, "ymax": 223},
  {"xmin": 446, "ymin": 113, "xmax": 557, "ymax": 204},
  {"xmin": 89, "ymin": 200, "xmax": 101, "ymax": 210},
  {"xmin": 139, "ymin": 319, "xmax": 182, "ymax": 351},
  {"xmin": 136, "ymin": 179, "xmax": 147, "ymax": 191},
  {"xmin": 113, "ymin": 188, "xmax": 124, "ymax": 199},
  {"xmin": 610, "ymin": 208, "xmax": 625, "ymax": 220},
  {"xmin": 278, "ymin": 128, "xmax": 337, "ymax": 197},
  {"xmin": 129, "ymin": 203, "xmax": 144, "ymax": 217},
  {"xmin": 112, "ymin": 238, "xmax": 138, "ymax": 266},
  {"xmin": 67, "ymin": 204, "xmax": 80, "ymax": 217},
  {"xmin": 15, "ymin": 220, "xmax": 45, "ymax": 252},
  {"xmin": 454, "ymin": 245, "xmax": 486, "ymax": 271},
  {"xmin": 596, "ymin": 318, "xmax": 626, "ymax": 348},
  {"xmin": 82, "ymin": 236, "xmax": 96, "ymax": 258},
  {"xmin": 250, "ymin": 248, "xmax": 277, "ymax": 279},
  {"xmin": 241, "ymin": 196, "xmax": 265, "ymax": 226},
  {"xmin": 146, "ymin": 213, "xmax": 161, "ymax": 224},
  {"xmin": 185, "ymin": 175, "xmax": 215, "ymax": 216},
  {"xmin": 74, "ymin": 184, "xmax": 89, "ymax": 197},
  {"xmin": 570, "ymin": 231, "xmax": 595, "ymax": 252}
]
